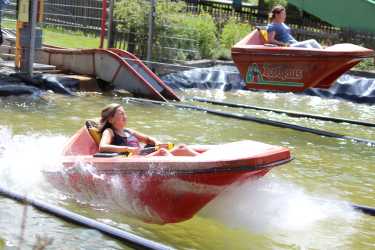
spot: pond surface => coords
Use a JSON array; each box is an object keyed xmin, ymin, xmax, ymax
[{"xmin": 0, "ymin": 89, "xmax": 374, "ymax": 249}]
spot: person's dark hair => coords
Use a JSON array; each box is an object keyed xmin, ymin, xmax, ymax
[
  {"xmin": 269, "ymin": 5, "xmax": 285, "ymax": 22},
  {"xmin": 99, "ymin": 103, "xmax": 122, "ymax": 132}
]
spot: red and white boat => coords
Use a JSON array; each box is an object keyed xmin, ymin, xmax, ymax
[
  {"xmin": 44, "ymin": 124, "xmax": 291, "ymax": 224},
  {"xmin": 231, "ymin": 29, "xmax": 374, "ymax": 92}
]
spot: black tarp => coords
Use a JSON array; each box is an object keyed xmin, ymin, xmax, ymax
[{"xmin": 162, "ymin": 66, "xmax": 375, "ymax": 104}]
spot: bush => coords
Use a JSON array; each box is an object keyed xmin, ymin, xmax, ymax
[
  {"xmin": 114, "ymin": 0, "xmax": 148, "ymax": 34},
  {"xmin": 265, "ymin": 0, "xmax": 287, "ymax": 9},
  {"xmin": 354, "ymin": 58, "xmax": 375, "ymax": 71},
  {"xmin": 114, "ymin": 0, "xmax": 217, "ymax": 61},
  {"xmin": 213, "ymin": 18, "xmax": 251, "ymax": 61},
  {"xmin": 220, "ymin": 18, "xmax": 251, "ymax": 49},
  {"xmin": 174, "ymin": 13, "xmax": 217, "ymax": 59},
  {"xmin": 212, "ymin": 47, "xmax": 232, "ymax": 60}
]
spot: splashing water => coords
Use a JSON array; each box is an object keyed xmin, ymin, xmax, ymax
[
  {"xmin": 0, "ymin": 126, "xmax": 67, "ymax": 194},
  {"xmin": 200, "ymin": 175, "xmax": 360, "ymax": 249},
  {"xmin": 43, "ymin": 158, "xmax": 167, "ymax": 223}
]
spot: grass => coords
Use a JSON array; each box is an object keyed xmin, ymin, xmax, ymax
[
  {"xmin": 0, "ymin": 238, "xmax": 4, "ymax": 249},
  {"xmin": 42, "ymin": 28, "xmax": 101, "ymax": 48},
  {"xmin": 2, "ymin": 20, "xmax": 101, "ymax": 49}
]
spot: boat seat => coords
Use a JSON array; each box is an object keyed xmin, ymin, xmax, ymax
[
  {"xmin": 86, "ymin": 120, "xmax": 102, "ymax": 145},
  {"xmin": 256, "ymin": 26, "xmax": 268, "ymax": 44}
]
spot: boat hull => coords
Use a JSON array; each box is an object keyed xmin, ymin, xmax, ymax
[
  {"xmin": 231, "ymin": 30, "xmax": 374, "ymax": 92},
  {"xmin": 44, "ymin": 126, "xmax": 291, "ymax": 224},
  {"xmin": 44, "ymin": 164, "xmax": 274, "ymax": 224}
]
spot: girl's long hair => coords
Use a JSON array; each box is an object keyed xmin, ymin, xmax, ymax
[
  {"xmin": 269, "ymin": 5, "xmax": 285, "ymax": 22},
  {"xmin": 99, "ymin": 103, "xmax": 122, "ymax": 132}
]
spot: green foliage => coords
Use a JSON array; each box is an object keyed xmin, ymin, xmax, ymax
[
  {"xmin": 212, "ymin": 46, "xmax": 232, "ymax": 60},
  {"xmin": 114, "ymin": 0, "xmax": 217, "ymax": 60},
  {"xmin": 354, "ymin": 58, "xmax": 375, "ymax": 71},
  {"xmin": 174, "ymin": 13, "xmax": 217, "ymax": 59},
  {"xmin": 220, "ymin": 18, "xmax": 251, "ymax": 49},
  {"xmin": 213, "ymin": 18, "xmax": 251, "ymax": 61},
  {"xmin": 265, "ymin": 0, "xmax": 287, "ymax": 8},
  {"xmin": 242, "ymin": 0, "xmax": 258, "ymax": 3},
  {"xmin": 114, "ymin": 0, "xmax": 148, "ymax": 33},
  {"xmin": 0, "ymin": 238, "xmax": 4, "ymax": 250}
]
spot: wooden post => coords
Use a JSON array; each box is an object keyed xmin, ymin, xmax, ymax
[
  {"xmin": 146, "ymin": 0, "xmax": 156, "ymax": 63},
  {"xmin": 15, "ymin": 21, "xmax": 22, "ymax": 70},
  {"xmin": 107, "ymin": 0, "xmax": 115, "ymax": 48},
  {"xmin": 27, "ymin": 0, "xmax": 39, "ymax": 77},
  {"xmin": 100, "ymin": 0, "xmax": 107, "ymax": 48}
]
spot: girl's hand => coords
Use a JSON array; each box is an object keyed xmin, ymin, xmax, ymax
[
  {"xmin": 124, "ymin": 147, "xmax": 140, "ymax": 155},
  {"xmin": 147, "ymin": 137, "xmax": 159, "ymax": 146}
]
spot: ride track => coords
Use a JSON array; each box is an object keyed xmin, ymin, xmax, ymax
[
  {"xmin": 125, "ymin": 97, "xmax": 375, "ymax": 147},
  {"xmin": 191, "ymin": 97, "xmax": 375, "ymax": 128},
  {"xmin": 36, "ymin": 46, "xmax": 180, "ymax": 102},
  {"xmin": 0, "ymin": 185, "xmax": 172, "ymax": 250}
]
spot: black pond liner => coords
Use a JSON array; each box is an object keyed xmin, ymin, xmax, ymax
[{"xmin": 161, "ymin": 66, "xmax": 375, "ymax": 105}]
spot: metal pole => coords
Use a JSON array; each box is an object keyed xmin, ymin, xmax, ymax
[
  {"xmin": 146, "ymin": 0, "xmax": 156, "ymax": 63},
  {"xmin": 107, "ymin": 0, "xmax": 114, "ymax": 48},
  {"xmin": 27, "ymin": 0, "xmax": 39, "ymax": 77},
  {"xmin": 100, "ymin": 0, "xmax": 107, "ymax": 48},
  {"xmin": 0, "ymin": 185, "xmax": 172, "ymax": 250}
]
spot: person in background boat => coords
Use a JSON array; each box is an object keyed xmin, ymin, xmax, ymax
[
  {"xmin": 267, "ymin": 5, "xmax": 322, "ymax": 49},
  {"xmin": 98, "ymin": 103, "xmax": 199, "ymax": 156}
]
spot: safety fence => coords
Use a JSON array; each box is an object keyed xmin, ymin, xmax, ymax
[
  {"xmin": 111, "ymin": 25, "xmax": 200, "ymax": 63},
  {"xmin": 2, "ymin": 0, "xmax": 103, "ymax": 33},
  {"xmin": 1, "ymin": 0, "xmax": 374, "ymax": 62},
  {"xmin": 0, "ymin": 0, "xmax": 201, "ymax": 62},
  {"xmin": 183, "ymin": 0, "xmax": 375, "ymax": 48}
]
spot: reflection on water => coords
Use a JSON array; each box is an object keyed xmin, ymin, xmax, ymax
[{"xmin": 0, "ymin": 90, "xmax": 374, "ymax": 249}]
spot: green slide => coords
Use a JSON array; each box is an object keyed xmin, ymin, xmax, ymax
[{"xmin": 288, "ymin": 0, "xmax": 375, "ymax": 33}]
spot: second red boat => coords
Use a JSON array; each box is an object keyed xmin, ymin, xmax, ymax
[{"xmin": 231, "ymin": 29, "xmax": 374, "ymax": 92}]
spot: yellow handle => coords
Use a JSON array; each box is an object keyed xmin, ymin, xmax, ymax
[{"xmin": 156, "ymin": 143, "xmax": 174, "ymax": 151}]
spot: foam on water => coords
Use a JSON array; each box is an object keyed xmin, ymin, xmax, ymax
[
  {"xmin": 0, "ymin": 125, "xmax": 167, "ymax": 223},
  {"xmin": 200, "ymin": 175, "xmax": 360, "ymax": 248},
  {"xmin": 0, "ymin": 126, "xmax": 67, "ymax": 194}
]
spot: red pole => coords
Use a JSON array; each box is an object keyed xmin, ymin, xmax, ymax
[{"xmin": 100, "ymin": 0, "xmax": 107, "ymax": 48}]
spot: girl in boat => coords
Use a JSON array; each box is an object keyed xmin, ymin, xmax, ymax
[
  {"xmin": 98, "ymin": 103, "xmax": 199, "ymax": 156},
  {"xmin": 267, "ymin": 5, "xmax": 322, "ymax": 49}
]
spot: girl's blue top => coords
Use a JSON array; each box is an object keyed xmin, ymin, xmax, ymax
[{"xmin": 267, "ymin": 22, "xmax": 297, "ymax": 44}]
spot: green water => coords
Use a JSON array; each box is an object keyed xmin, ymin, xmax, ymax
[{"xmin": 0, "ymin": 90, "xmax": 374, "ymax": 249}]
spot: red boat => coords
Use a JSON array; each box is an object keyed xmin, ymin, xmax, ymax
[
  {"xmin": 43, "ymin": 123, "xmax": 291, "ymax": 224},
  {"xmin": 231, "ymin": 28, "xmax": 374, "ymax": 92}
]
